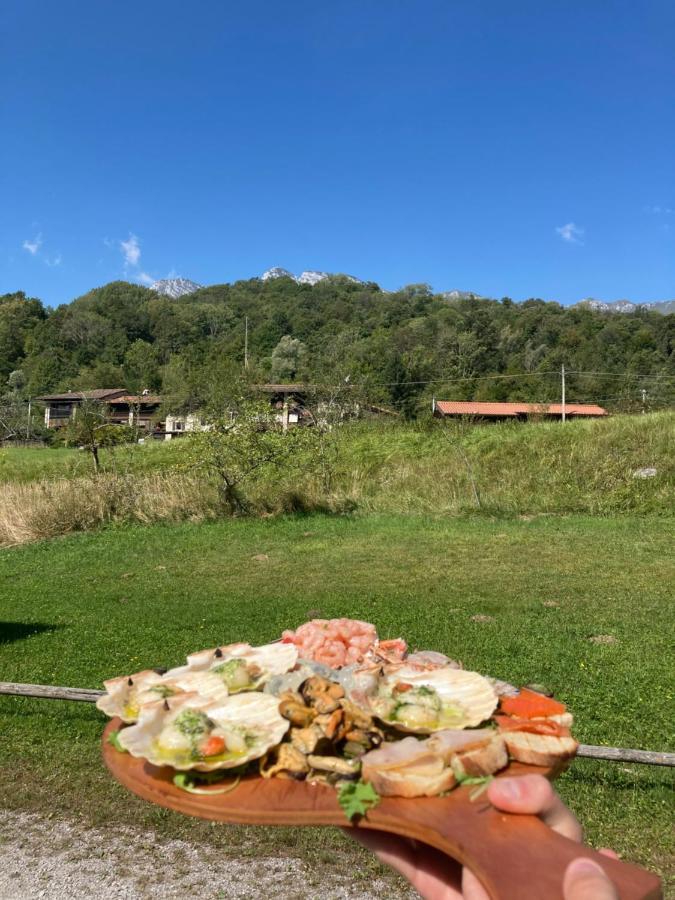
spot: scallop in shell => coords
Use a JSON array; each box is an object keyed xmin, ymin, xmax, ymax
[
  {"xmin": 166, "ymin": 642, "xmax": 298, "ymax": 693},
  {"xmin": 157, "ymin": 669, "xmax": 230, "ymax": 703},
  {"xmin": 369, "ymin": 665, "xmax": 498, "ymax": 733},
  {"xmin": 96, "ymin": 669, "xmax": 168, "ymax": 723},
  {"xmin": 118, "ymin": 691, "xmax": 289, "ymax": 771}
]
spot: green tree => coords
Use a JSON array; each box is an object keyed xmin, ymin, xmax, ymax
[
  {"xmin": 183, "ymin": 401, "xmax": 314, "ymax": 513},
  {"xmin": 63, "ymin": 399, "xmax": 129, "ymax": 472},
  {"xmin": 270, "ymin": 335, "xmax": 308, "ymax": 382}
]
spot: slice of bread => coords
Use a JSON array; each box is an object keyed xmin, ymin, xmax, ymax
[
  {"xmin": 452, "ymin": 733, "xmax": 508, "ymax": 779},
  {"xmin": 530, "ymin": 713, "xmax": 574, "ymax": 728},
  {"xmin": 363, "ymin": 766, "xmax": 457, "ymax": 798},
  {"xmin": 504, "ymin": 731, "xmax": 578, "ymax": 767}
]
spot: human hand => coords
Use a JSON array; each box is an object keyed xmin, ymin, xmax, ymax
[{"xmin": 344, "ymin": 774, "xmax": 619, "ymax": 899}]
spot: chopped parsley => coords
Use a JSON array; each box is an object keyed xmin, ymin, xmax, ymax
[
  {"xmin": 337, "ymin": 780, "xmax": 381, "ymax": 821},
  {"xmin": 148, "ymin": 685, "xmax": 175, "ymax": 698},
  {"xmin": 107, "ymin": 729, "xmax": 126, "ymax": 753},
  {"xmin": 174, "ymin": 709, "xmax": 213, "ymax": 738}
]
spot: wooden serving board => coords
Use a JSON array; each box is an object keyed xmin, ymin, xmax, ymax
[{"xmin": 103, "ymin": 719, "xmax": 661, "ymax": 900}]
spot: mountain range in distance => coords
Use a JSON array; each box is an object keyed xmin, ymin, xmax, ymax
[
  {"xmin": 576, "ymin": 297, "xmax": 675, "ymax": 315},
  {"xmin": 148, "ymin": 272, "xmax": 675, "ymax": 314},
  {"xmin": 260, "ymin": 267, "xmax": 363, "ymax": 285}
]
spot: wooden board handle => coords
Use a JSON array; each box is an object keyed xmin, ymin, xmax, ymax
[
  {"xmin": 362, "ymin": 795, "xmax": 663, "ymax": 900},
  {"xmin": 101, "ymin": 721, "xmax": 662, "ymax": 900}
]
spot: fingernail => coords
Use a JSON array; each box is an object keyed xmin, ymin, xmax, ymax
[
  {"xmin": 567, "ymin": 858, "xmax": 605, "ymax": 879},
  {"xmin": 492, "ymin": 778, "xmax": 523, "ymax": 800}
]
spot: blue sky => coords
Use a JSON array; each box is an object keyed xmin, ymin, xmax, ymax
[{"xmin": 2, "ymin": 0, "xmax": 674, "ymax": 306}]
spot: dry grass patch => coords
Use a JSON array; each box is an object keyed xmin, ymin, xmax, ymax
[{"xmin": 0, "ymin": 473, "xmax": 221, "ymax": 546}]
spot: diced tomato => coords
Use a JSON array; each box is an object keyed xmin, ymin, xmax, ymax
[
  {"xmin": 494, "ymin": 715, "xmax": 565, "ymax": 737},
  {"xmin": 500, "ymin": 689, "xmax": 566, "ymax": 719},
  {"xmin": 200, "ymin": 736, "xmax": 226, "ymax": 757}
]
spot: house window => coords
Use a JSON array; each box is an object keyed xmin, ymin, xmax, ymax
[{"xmin": 50, "ymin": 403, "xmax": 72, "ymax": 419}]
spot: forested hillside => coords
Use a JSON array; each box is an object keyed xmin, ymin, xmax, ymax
[{"xmin": 2, "ymin": 277, "xmax": 674, "ymax": 416}]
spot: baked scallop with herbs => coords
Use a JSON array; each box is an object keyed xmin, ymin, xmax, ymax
[
  {"xmin": 368, "ymin": 665, "xmax": 498, "ymax": 733},
  {"xmin": 118, "ymin": 692, "xmax": 290, "ymax": 771},
  {"xmin": 96, "ymin": 669, "xmax": 175, "ymax": 723},
  {"xmin": 165, "ymin": 642, "xmax": 298, "ymax": 693}
]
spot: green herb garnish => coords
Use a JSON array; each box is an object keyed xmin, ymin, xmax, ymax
[
  {"xmin": 107, "ymin": 729, "xmax": 126, "ymax": 753},
  {"xmin": 337, "ymin": 780, "xmax": 381, "ymax": 821},
  {"xmin": 173, "ymin": 771, "xmax": 241, "ymax": 795},
  {"xmin": 455, "ymin": 771, "xmax": 494, "ymax": 800},
  {"xmin": 174, "ymin": 709, "xmax": 213, "ymax": 738},
  {"xmin": 147, "ymin": 685, "xmax": 176, "ymax": 699}
]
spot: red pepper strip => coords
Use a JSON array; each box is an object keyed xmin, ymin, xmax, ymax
[
  {"xmin": 494, "ymin": 715, "xmax": 565, "ymax": 737},
  {"xmin": 500, "ymin": 688, "xmax": 567, "ymax": 719}
]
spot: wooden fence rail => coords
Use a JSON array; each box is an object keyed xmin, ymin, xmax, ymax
[{"xmin": 1, "ymin": 681, "xmax": 673, "ymax": 767}]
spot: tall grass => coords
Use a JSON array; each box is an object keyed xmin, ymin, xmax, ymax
[
  {"xmin": 327, "ymin": 412, "xmax": 674, "ymax": 516},
  {"xmin": 0, "ymin": 473, "xmax": 220, "ymax": 546},
  {"xmin": 256, "ymin": 411, "xmax": 674, "ymax": 517},
  {"xmin": 0, "ymin": 413, "xmax": 671, "ymax": 545}
]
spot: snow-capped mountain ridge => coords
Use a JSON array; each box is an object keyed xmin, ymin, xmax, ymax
[
  {"xmin": 146, "ymin": 272, "xmax": 673, "ymax": 314},
  {"xmin": 261, "ymin": 267, "xmax": 363, "ymax": 285},
  {"xmin": 576, "ymin": 298, "xmax": 675, "ymax": 314},
  {"xmin": 439, "ymin": 289, "xmax": 483, "ymax": 301},
  {"xmin": 150, "ymin": 277, "xmax": 202, "ymax": 298}
]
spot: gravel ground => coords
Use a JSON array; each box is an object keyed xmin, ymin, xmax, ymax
[{"xmin": 0, "ymin": 810, "xmax": 416, "ymax": 899}]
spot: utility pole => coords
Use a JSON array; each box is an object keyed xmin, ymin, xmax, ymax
[
  {"xmin": 27, "ymin": 398, "xmax": 31, "ymax": 440},
  {"xmin": 561, "ymin": 365, "xmax": 566, "ymax": 422},
  {"xmin": 244, "ymin": 317, "xmax": 249, "ymax": 369}
]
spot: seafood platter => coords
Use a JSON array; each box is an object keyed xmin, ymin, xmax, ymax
[{"xmin": 101, "ymin": 618, "xmax": 662, "ymax": 900}]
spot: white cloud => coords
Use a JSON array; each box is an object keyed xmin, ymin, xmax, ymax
[
  {"xmin": 120, "ymin": 233, "xmax": 141, "ymax": 267},
  {"xmin": 22, "ymin": 233, "xmax": 43, "ymax": 255},
  {"xmin": 45, "ymin": 253, "xmax": 62, "ymax": 267},
  {"xmin": 645, "ymin": 205, "xmax": 674, "ymax": 215},
  {"xmin": 137, "ymin": 271, "xmax": 155, "ymax": 285},
  {"xmin": 556, "ymin": 222, "xmax": 584, "ymax": 244}
]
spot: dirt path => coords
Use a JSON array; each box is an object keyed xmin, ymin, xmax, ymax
[{"xmin": 0, "ymin": 810, "xmax": 416, "ymax": 899}]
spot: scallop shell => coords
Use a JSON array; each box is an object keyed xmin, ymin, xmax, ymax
[
  {"xmin": 118, "ymin": 691, "xmax": 289, "ymax": 771},
  {"xmin": 159, "ymin": 669, "xmax": 230, "ymax": 703},
  {"xmin": 371, "ymin": 665, "xmax": 498, "ymax": 733},
  {"xmin": 165, "ymin": 641, "xmax": 298, "ymax": 691},
  {"xmin": 96, "ymin": 669, "xmax": 166, "ymax": 723}
]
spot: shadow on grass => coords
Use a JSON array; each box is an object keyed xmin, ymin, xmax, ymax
[{"xmin": 0, "ymin": 621, "xmax": 62, "ymax": 644}]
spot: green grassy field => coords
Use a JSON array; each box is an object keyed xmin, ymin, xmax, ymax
[
  {"xmin": 1, "ymin": 514, "xmax": 673, "ymax": 889},
  {"xmin": 0, "ymin": 439, "xmax": 180, "ymax": 484}
]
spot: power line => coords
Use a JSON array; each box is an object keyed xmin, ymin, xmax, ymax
[
  {"xmin": 368, "ymin": 370, "xmax": 675, "ymax": 388},
  {"xmin": 371, "ymin": 372, "xmax": 560, "ymax": 387},
  {"xmin": 566, "ymin": 371, "xmax": 675, "ymax": 380}
]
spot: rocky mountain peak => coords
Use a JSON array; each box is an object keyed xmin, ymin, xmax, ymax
[
  {"xmin": 260, "ymin": 267, "xmax": 363, "ymax": 286},
  {"xmin": 576, "ymin": 298, "xmax": 675, "ymax": 314},
  {"xmin": 150, "ymin": 277, "xmax": 202, "ymax": 298}
]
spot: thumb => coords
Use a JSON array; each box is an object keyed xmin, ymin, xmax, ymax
[{"xmin": 563, "ymin": 858, "xmax": 619, "ymax": 900}]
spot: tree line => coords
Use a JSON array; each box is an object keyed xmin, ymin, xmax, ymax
[{"xmin": 1, "ymin": 276, "xmax": 674, "ymax": 422}]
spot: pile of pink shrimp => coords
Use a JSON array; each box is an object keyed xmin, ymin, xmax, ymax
[{"xmin": 281, "ymin": 618, "xmax": 379, "ymax": 667}]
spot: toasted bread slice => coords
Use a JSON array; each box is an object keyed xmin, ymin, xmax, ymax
[
  {"xmin": 504, "ymin": 731, "xmax": 578, "ymax": 767},
  {"xmin": 363, "ymin": 766, "xmax": 457, "ymax": 798},
  {"xmin": 362, "ymin": 738, "xmax": 457, "ymax": 797},
  {"xmin": 531, "ymin": 713, "xmax": 574, "ymax": 728},
  {"xmin": 451, "ymin": 733, "xmax": 508, "ymax": 780}
]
